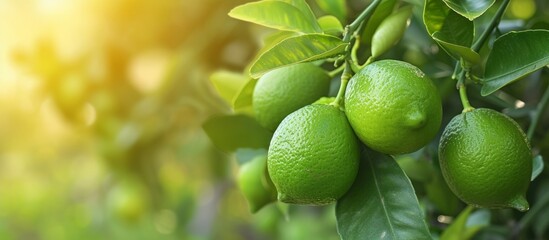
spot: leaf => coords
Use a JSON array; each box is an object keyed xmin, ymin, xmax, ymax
[
  {"xmin": 396, "ymin": 156, "xmax": 434, "ymax": 183},
  {"xmin": 425, "ymin": 174, "xmax": 461, "ymax": 215},
  {"xmin": 423, "ymin": 0, "xmax": 479, "ymax": 64},
  {"xmin": 432, "ymin": 32, "xmax": 481, "ymax": 64},
  {"xmin": 245, "ymin": 31, "xmax": 297, "ymax": 74},
  {"xmin": 463, "ymin": 209, "xmax": 491, "ymax": 239},
  {"xmin": 442, "ymin": 0, "xmax": 496, "ymax": 20},
  {"xmin": 317, "ymin": 15, "xmax": 344, "ymax": 36},
  {"xmin": 371, "ymin": 6, "xmax": 413, "ymax": 59},
  {"xmin": 361, "ymin": 0, "xmax": 397, "ymax": 46},
  {"xmin": 440, "ymin": 206, "xmax": 474, "ymax": 240},
  {"xmin": 481, "ymin": 30, "xmax": 549, "ymax": 96},
  {"xmin": 203, "ymin": 114, "xmax": 272, "ymax": 152},
  {"xmin": 228, "ymin": 1, "xmax": 321, "ymax": 33},
  {"xmin": 249, "ymin": 34, "xmax": 348, "ymax": 78},
  {"xmin": 233, "ymin": 78, "xmax": 257, "ymax": 111},
  {"xmin": 235, "ymin": 148, "xmax": 267, "ymax": 165},
  {"xmin": 279, "ymin": 0, "xmax": 319, "ymax": 28},
  {"xmin": 336, "ymin": 149, "xmax": 432, "ymax": 240},
  {"xmin": 532, "ymin": 155, "xmax": 544, "ymax": 181},
  {"xmin": 315, "ymin": 0, "xmax": 347, "ymax": 23},
  {"xmin": 209, "ymin": 71, "xmax": 250, "ymax": 105}
]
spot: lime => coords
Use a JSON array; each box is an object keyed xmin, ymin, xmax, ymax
[
  {"xmin": 439, "ymin": 108, "xmax": 532, "ymax": 211},
  {"xmin": 237, "ymin": 154, "xmax": 277, "ymax": 213},
  {"xmin": 253, "ymin": 63, "xmax": 331, "ymax": 131},
  {"xmin": 345, "ymin": 59, "xmax": 442, "ymax": 155},
  {"xmin": 267, "ymin": 104, "xmax": 360, "ymax": 205}
]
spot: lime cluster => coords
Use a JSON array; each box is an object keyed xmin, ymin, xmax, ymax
[{"xmin": 250, "ymin": 60, "xmax": 442, "ymax": 205}]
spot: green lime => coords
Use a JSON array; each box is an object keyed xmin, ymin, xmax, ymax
[
  {"xmin": 237, "ymin": 154, "xmax": 277, "ymax": 213},
  {"xmin": 253, "ymin": 63, "xmax": 331, "ymax": 131},
  {"xmin": 345, "ymin": 59, "xmax": 442, "ymax": 155},
  {"xmin": 267, "ymin": 104, "xmax": 360, "ymax": 205},
  {"xmin": 439, "ymin": 108, "xmax": 532, "ymax": 211}
]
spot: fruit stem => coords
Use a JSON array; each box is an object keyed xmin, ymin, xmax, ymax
[
  {"xmin": 331, "ymin": 61, "xmax": 353, "ymax": 108},
  {"xmin": 527, "ymin": 82, "xmax": 549, "ymax": 140},
  {"xmin": 328, "ymin": 64, "xmax": 345, "ymax": 78},
  {"xmin": 458, "ymin": 82, "xmax": 474, "ymax": 112}
]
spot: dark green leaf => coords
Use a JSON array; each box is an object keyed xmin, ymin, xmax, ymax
[
  {"xmin": 371, "ymin": 6, "xmax": 412, "ymax": 59},
  {"xmin": 315, "ymin": 0, "xmax": 347, "ymax": 23},
  {"xmin": 209, "ymin": 71, "xmax": 249, "ymax": 105},
  {"xmin": 317, "ymin": 15, "xmax": 344, "ymax": 36},
  {"xmin": 396, "ymin": 156, "xmax": 434, "ymax": 183},
  {"xmin": 481, "ymin": 30, "xmax": 549, "ymax": 96},
  {"xmin": 442, "ymin": 0, "xmax": 496, "ymax": 20},
  {"xmin": 228, "ymin": 1, "xmax": 322, "ymax": 33},
  {"xmin": 203, "ymin": 115, "xmax": 272, "ymax": 152},
  {"xmin": 235, "ymin": 148, "xmax": 267, "ymax": 165},
  {"xmin": 336, "ymin": 149, "xmax": 432, "ymax": 240},
  {"xmin": 532, "ymin": 155, "xmax": 544, "ymax": 181},
  {"xmin": 424, "ymin": 0, "xmax": 480, "ymax": 64},
  {"xmin": 249, "ymin": 34, "xmax": 348, "ymax": 78},
  {"xmin": 432, "ymin": 32, "xmax": 481, "ymax": 64},
  {"xmin": 361, "ymin": 0, "xmax": 397, "ymax": 46}
]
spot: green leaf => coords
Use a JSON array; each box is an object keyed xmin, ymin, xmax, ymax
[
  {"xmin": 245, "ymin": 31, "xmax": 297, "ymax": 74},
  {"xmin": 370, "ymin": 6, "xmax": 413, "ymax": 59},
  {"xmin": 317, "ymin": 15, "xmax": 344, "ymax": 36},
  {"xmin": 203, "ymin": 114, "xmax": 272, "ymax": 152},
  {"xmin": 432, "ymin": 32, "xmax": 481, "ymax": 64},
  {"xmin": 279, "ymin": 0, "xmax": 319, "ymax": 28},
  {"xmin": 481, "ymin": 30, "xmax": 549, "ymax": 96},
  {"xmin": 441, "ymin": 206, "xmax": 474, "ymax": 240},
  {"xmin": 228, "ymin": 1, "xmax": 322, "ymax": 33},
  {"xmin": 235, "ymin": 148, "xmax": 267, "ymax": 165},
  {"xmin": 336, "ymin": 149, "xmax": 432, "ymax": 240},
  {"xmin": 425, "ymin": 174, "xmax": 461, "ymax": 215},
  {"xmin": 249, "ymin": 34, "xmax": 348, "ymax": 78},
  {"xmin": 441, "ymin": 206, "xmax": 490, "ymax": 240},
  {"xmin": 233, "ymin": 78, "xmax": 257, "ymax": 111},
  {"xmin": 463, "ymin": 209, "xmax": 491, "ymax": 239},
  {"xmin": 361, "ymin": 0, "xmax": 397, "ymax": 46},
  {"xmin": 396, "ymin": 156, "xmax": 434, "ymax": 183},
  {"xmin": 315, "ymin": 0, "xmax": 347, "ymax": 23},
  {"xmin": 442, "ymin": 0, "xmax": 496, "ymax": 20},
  {"xmin": 424, "ymin": 0, "xmax": 480, "ymax": 64},
  {"xmin": 532, "ymin": 155, "xmax": 544, "ymax": 181},
  {"xmin": 209, "ymin": 71, "xmax": 249, "ymax": 105}
]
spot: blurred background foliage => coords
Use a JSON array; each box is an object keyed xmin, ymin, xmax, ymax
[{"xmin": 0, "ymin": 0, "xmax": 548, "ymax": 239}]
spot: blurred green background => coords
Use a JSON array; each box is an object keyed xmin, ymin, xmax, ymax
[{"xmin": 0, "ymin": 0, "xmax": 547, "ymax": 239}]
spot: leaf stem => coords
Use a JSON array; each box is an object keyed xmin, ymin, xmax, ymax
[
  {"xmin": 329, "ymin": 64, "xmax": 346, "ymax": 78},
  {"xmin": 343, "ymin": 0, "xmax": 382, "ymax": 43},
  {"xmin": 527, "ymin": 82, "xmax": 549, "ymax": 140},
  {"xmin": 331, "ymin": 61, "xmax": 353, "ymax": 108},
  {"xmin": 471, "ymin": 0, "xmax": 510, "ymax": 52}
]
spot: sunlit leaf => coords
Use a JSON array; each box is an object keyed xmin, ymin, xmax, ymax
[
  {"xmin": 317, "ymin": 15, "xmax": 344, "ymax": 36},
  {"xmin": 228, "ymin": 1, "xmax": 322, "ymax": 33},
  {"xmin": 209, "ymin": 71, "xmax": 249, "ymax": 105},
  {"xmin": 442, "ymin": 0, "xmax": 496, "ymax": 20},
  {"xmin": 371, "ymin": 6, "xmax": 412, "ymax": 59},
  {"xmin": 203, "ymin": 114, "xmax": 272, "ymax": 152},
  {"xmin": 361, "ymin": 0, "xmax": 397, "ymax": 46},
  {"xmin": 315, "ymin": 0, "xmax": 347, "ymax": 23},
  {"xmin": 280, "ymin": 0, "xmax": 319, "ymax": 28},
  {"xmin": 481, "ymin": 30, "xmax": 549, "ymax": 96},
  {"xmin": 249, "ymin": 34, "xmax": 348, "ymax": 78},
  {"xmin": 233, "ymin": 78, "xmax": 257, "ymax": 111},
  {"xmin": 532, "ymin": 155, "xmax": 544, "ymax": 181},
  {"xmin": 336, "ymin": 149, "xmax": 432, "ymax": 240}
]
